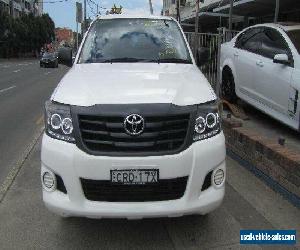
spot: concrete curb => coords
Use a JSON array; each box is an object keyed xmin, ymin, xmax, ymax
[
  {"xmin": 0, "ymin": 127, "xmax": 44, "ymax": 203},
  {"xmin": 223, "ymin": 118, "xmax": 300, "ymax": 207}
]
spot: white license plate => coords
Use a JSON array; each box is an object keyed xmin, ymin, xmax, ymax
[{"xmin": 110, "ymin": 169, "xmax": 159, "ymax": 185}]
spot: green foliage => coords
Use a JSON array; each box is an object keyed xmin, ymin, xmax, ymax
[{"xmin": 0, "ymin": 10, "xmax": 55, "ymax": 58}]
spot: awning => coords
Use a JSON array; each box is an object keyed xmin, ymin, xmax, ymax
[
  {"xmin": 182, "ymin": 11, "xmax": 245, "ymax": 24},
  {"xmin": 213, "ymin": 0, "xmax": 300, "ymax": 17},
  {"xmin": 0, "ymin": 0, "xmax": 10, "ymax": 5}
]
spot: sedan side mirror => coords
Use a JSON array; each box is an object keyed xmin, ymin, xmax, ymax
[
  {"xmin": 273, "ymin": 54, "xmax": 290, "ymax": 65},
  {"xmin": 58, "ymin": 47, "xmax": 73, "ymax": 67},
  {"xmin": 196, "ymin": 47, "xmax": 210, "ymax": 67}
]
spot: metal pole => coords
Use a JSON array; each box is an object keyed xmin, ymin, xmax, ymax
[
  {"xmin": 216, "ymin": 28, "xmax": 222, "ymax": 97},
  {"xmin": 229, "ymin": 0, "xmax": 233, "ymax": 31},
  {"xmin": 76, "ymin": 22, "xmax": 79, "ymax": 51},
  {"xmin": 194, "ymin": 0, "xmax": 199, "ymax": 56},
  {"xmin": 149, "ymin": 0, "xmax": 154, "ymax": 15},
  {"xmin": 84, "ymin": 0, "xmax": 87, "ymax": 32},
  {"xmin": 9, "ymin": 0, "xmax": 13, "ymax": 17},
  {"xmin": 97, "ymin": 4, "xmax": 99, "ymax": 15},
  {"xmin": 176, "ymin": 0, "xmax": 181, "ymax": 24},
  {"xmin": 274, "ymin": 0, "xmax": 280, "ymax": 23},
  {"xmin": 195, "ymin": 0, "xmax": 199, "ymax": 33}
]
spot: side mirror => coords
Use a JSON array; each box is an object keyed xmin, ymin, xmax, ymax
[
  {"xmin": 196, "ymin": 47, "xmax": 210, "ymax": 67},
  {"xmin": 58, "ymin": 47, "xmax": 73, "ymax": 67},
  {"xmin": 273, "ymin": 54, "xmax": 290, "ymax": 65}
]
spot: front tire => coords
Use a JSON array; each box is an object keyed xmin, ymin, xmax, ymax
[{"xmin": 221, "ymin": 68, "xmax": 237, "ymax": 103}]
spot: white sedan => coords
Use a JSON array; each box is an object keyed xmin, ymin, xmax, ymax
[{"xmin": 221, "ymin": 23, "xmax": 300, "ymax": 131}]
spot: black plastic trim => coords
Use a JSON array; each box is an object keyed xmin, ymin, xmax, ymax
[
  {"xmin": 55, "ymin": 174, "xmax": 67, "ymax": 194},
  {"xmin": 71, "ymin": 103, "xmax": 198, "ymax": 157}
]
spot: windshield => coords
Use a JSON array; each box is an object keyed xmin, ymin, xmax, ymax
[
  {"xmin": 78, "ymin": 18, "xmax": 192, "ymax": 64},
  {"xmin": 43, "ymin": 53, "xmax": 55, "ymax": 59},
  {"xmin": 286, "ymin": 29, "xmax": 300, "ymax": 54}
]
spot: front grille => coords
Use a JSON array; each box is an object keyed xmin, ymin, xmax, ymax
[
  {"xmin": 78, "ymin": 114, "xmax": 190, "ymax": 155},
  {"xmin": 80, "ymin": 176, "xmax": 188, "ymax": 202}
]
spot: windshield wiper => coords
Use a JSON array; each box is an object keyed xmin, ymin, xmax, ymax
[
  {"xmin": 157, "ymin": 58, "xmax": 192, "ymax": 64},
  {"xmin": 103, "ymin": 57, "xmax": 154, "ymax": 63}
]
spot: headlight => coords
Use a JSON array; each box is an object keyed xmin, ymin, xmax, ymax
[
  {"xmin": 45, "ymin": 101, "xmax": 75, "ymax": 143},
  {"xmin": 193, "ymin": 100, "xmax": 222, "ymax": 141}
]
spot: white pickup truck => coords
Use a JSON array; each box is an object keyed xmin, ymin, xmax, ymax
[
  {"xmin": 221, "ymin": 23, "xmax": 300, "ymax": 131},
  {"xmin": 41, "ymin": 15, "xmax": 226, "ymax": 219}
]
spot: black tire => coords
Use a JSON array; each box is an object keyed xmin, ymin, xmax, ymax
[{"xmin": 221, "ymin": 68, "xmax": 237, "ymax": 103}]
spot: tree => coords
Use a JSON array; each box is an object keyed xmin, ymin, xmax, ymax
[{"xmin": 0, "ymin": 10, "xmax": 55, "ymax": 58}]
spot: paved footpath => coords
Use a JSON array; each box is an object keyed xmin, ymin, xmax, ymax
[{"xmin": 0, "ymin": 134, "xmax": 299, "ymax": 250}]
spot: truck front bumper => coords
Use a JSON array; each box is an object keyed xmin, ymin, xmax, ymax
[{"xmin": 41, "ymin": 132, "xmax": 226, "ymax": 219}]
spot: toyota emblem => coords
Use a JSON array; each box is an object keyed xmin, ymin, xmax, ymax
[{"xmin": 124, "ymin": 114, "xmax": 144, "ymax": 136}]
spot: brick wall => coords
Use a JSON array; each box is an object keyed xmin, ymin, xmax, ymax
[{"xmin": 223, "ymin": 118, "xmax": 300, "ymax": 199}]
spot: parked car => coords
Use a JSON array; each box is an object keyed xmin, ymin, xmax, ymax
[
  {"xmin": 221, "ymin": 23, "xmax": 300, "ymax": 131},
  {"xmin": 40, "ymin": 52, "xmax": 58, "ymax": 68},
  {"xmin": 41, "ymin": 15, "xmax": 226, "ymax": 219}
]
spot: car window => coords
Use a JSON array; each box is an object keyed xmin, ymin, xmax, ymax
[
  {"xmin": 286, "ymin": 29, "xmax": 300, "ymax": 54},
  {"xmin": 259, "ymin": 28, "xmax": 290, "ymax": 59},
  {"xmin": 78, "ymin": 18, "xmax": 192, "ymax": 64},
  {"xmin": 235, "ymin": 27, "xmax": 261, "ymax": 49},
  {"xmin": 43, "ymin": 53, "xmax": 54, "ymax": 59},
  {"xmin": 236, "ymin": 29, "xmax": 263, "ymax": 54}
]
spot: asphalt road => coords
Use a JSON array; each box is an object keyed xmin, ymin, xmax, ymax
[
  {"xmin": 0, "ymin": 59, "xmax": 68, "ymax": 185},
  {"xmin": 0, "ymin": 59, "xmax": 299, "ymax": 249}
]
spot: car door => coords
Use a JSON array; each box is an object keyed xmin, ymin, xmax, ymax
[
  {"xmin": 234, "ymin": 28, "xmax": 263, "ymax": 98},
  {"xmin": 253, "ymin": 28, "xmax": 294, "ymax": 119}
]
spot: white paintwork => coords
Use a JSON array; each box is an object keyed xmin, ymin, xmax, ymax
[
  {"xmin": 52, "ymin": 63, "xmax": 216, "ymax": 106},
  {"xmin": 221, "ymin": 23, "xmax": 300, "ymax": 131},
  {"xmin": 42, "ymin": 133, "xmax": 226, "ymax": 219},
  {"xmin": 43, "ymin": 15, "xmax": 225, "ymax": 218}
]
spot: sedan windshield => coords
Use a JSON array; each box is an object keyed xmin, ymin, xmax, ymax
[
  {"xmin": 42, "ymin": 53, "xmax": 55, "ymax": 59},
  {"xmin": 78, "ymin": 18, "xmax": 192, "ymax": 64},
  {"xmin": 286, "ymin": 29, "xmax": 300, "ymax": 54}
]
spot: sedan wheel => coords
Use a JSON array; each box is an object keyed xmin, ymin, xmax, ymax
[{"xmin": 221, "ymin": 69, "xmax": 237, "ymax": 103}]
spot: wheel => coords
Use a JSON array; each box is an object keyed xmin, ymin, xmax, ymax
[{"xmin": 221, "ymin": 68, "xmax": 237, "ymax": 103}]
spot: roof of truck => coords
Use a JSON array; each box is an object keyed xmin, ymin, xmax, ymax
[{"xmin": 96, "ymin": 14, "xmax": 175, "ymax": 21}]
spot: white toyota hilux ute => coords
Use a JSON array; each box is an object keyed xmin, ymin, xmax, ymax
[
  {"xmin": 41, "ymin": 15, "xmax": 226, "ymax": 219},
  {"xmin": 221, "ymin": 23, "xmax": 300, "ymax": 131}
]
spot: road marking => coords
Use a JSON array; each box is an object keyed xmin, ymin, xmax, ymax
[
  {"xmin": 13, "ymin": 69, "xmax": 21, "ymax": 73},
  {"xmin": 36, "ymin": 115, "xmax": 44, "ymax": 125},
  {"xmin": 0, "ymin": 85, "xmax": 16, "ymax": 94},
  {"xmin": 44, "ymin": 71, "xmax": 51, "ymax": 75}
]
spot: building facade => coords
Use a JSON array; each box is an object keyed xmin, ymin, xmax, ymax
[
  {"xmin": 0, "ymin": 0, "xmax": 43, "ymax": 17},
  {"xmin": 164, "ymin": 0, "xmax": 300, "ymax": 32},
  {"xmin": 162, "ymin": 0, "xmax": 177, "ymax": 17},
  {"xmin": 55, "ymin": 27, "xmax": 74, "ymax": 47}
]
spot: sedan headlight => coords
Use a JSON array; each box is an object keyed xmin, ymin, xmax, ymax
[
  {"xmin": 45, "ymin": 101, "xmax": 75, "ymax": 143},
  {"xmin": 193, "ymin": 100, "xmax": 222, "ymax": 141}
]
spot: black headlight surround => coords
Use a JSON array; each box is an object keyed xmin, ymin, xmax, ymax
[
  {"xmin": 193, "ymin": 100, "xmax": 222, "ymax": 142},
  {"xmin": 45, "ymin": 100, "xmax": 75, "ymax": 143}
]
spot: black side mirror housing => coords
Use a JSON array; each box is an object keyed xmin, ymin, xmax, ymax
[
  {"xmin": 196, "ymin": 47, "xmax": 210, "ymax": 67},
  {"xmin": 58, "ymin": 47, "xmax": 73, "ymax": 67}
]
